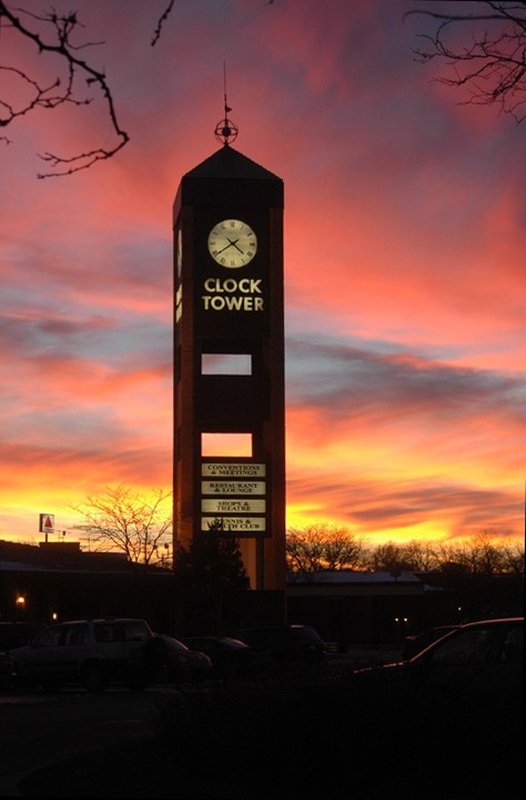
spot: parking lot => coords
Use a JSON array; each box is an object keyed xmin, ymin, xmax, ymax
[
  {"xmin": 1, "ymin": 658, "xmax": 523, "ymax": 800},
  {"xmin": 0, "ymin": 686, "xmax": 165, "ymax": 796},
  {"xmin": 0, "ymin": 624, "xmax": 522, "ymax": 799}
]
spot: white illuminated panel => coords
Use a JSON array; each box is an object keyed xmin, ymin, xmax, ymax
[
  {"xmin": 201, "ymin": 481, "xmax": 266, "ymax": 495},
  {"xmin": 202, "ymin": 463, "xmax": 266, "ymax": 478},
  {"xmin": 202, "ymin": 499, "xmax": 266, "ymax": 513},
  {"xmin": 175, "ymin": 286, "xmax": 182, "ymax": 324},
  {"xmin": 202, "ymin": 354, "xmax": 252, "ymax": 375},
  {"xmin": 201, "ymin": 433, "xmax": 252, "ymax": 457},
  {"xmin": 201, "ymin": 517, "xmax": 266, "ymax": 533}
]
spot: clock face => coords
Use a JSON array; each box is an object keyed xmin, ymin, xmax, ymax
[{"xmin": 208, "ymin": 219, "xmax": 257, "ymax": 268}]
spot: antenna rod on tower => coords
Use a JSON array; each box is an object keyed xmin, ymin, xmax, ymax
[
  {"xmin": 223, "ymin": 61, "xmax": 232, "ymax": 115},
  {"xmin": 214, "ymin": 61, "xmax": 239, "ymax": 146}
]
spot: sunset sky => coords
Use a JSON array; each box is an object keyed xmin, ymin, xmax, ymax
[{"xmin": 1, "ymin": 0, "xmax": 524, "ymax": 547}]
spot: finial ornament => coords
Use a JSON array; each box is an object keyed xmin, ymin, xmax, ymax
[{"xmin": 214, "ymin": 62, "xmax": 239, "ymax": 146}]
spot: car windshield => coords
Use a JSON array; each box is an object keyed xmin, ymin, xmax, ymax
[
  {"xmin": 34, "ymin": 626, "xmax": 63, "ymax": 647},
  {"xmin": 423, "ymin": 627, "xmax": 494, "ymax": 665},
  {"xmin": 63, "ymin": 624, "xmax": 89, "ymax": 645}
]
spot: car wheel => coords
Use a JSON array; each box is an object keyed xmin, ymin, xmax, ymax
[{"xmin": 81, "ymin": 662, "xmax": 107, "ymax": 692}]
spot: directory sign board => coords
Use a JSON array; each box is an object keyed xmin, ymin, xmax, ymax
[
  {"xmin": 200, "ymin": 460, "xmax": 268, "ymax": 536},
  {"xmin": 201, "ymin": 517, "xmax": 266, "ymax": 533},
  {"xmin": 202, "ymin": 463, "xmax": 266, "ymax": 478},
  {"xmin": 201, "ymin": 480, "xmax": 266, "ymax": 495},
  {"xmin": 202, "ymin": 499, "xmax": 266, "ymax": 513}
]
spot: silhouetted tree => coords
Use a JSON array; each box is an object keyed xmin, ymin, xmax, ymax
[
  {"xmin": 363, "ymin": 541, "xmax": 418, "ymax": 573},
  {"xmin": 402, "ymin": 540, "xmax": 441, "ymax": 571},
  {"xmin": 499, "ymin": 542, "xmax": 525, "ymax": 574},
  {"xmin": 364, "ymin": 539, "xmax": 445, "ymax": 572},
  {"xmin": 172, "ymin": 520, "xmax": 248, "ymax": 633},
  {"xmin": 286, "ymin": 524, "xmax": 365, "ymax": 574},
  {"xmin": 406, "ymin": 1, "xmax": 526, "ymax": 122},
  {"xmin": 435, "ymin": 531, "xmax": 508, "ymax": 576},
  {"xmin": 72, "ymin": 484, "xmax": 172, "ymax": 568},
  {"xmin": 173, "ymin": 519, "xmax": 248, "ymax": 591}
]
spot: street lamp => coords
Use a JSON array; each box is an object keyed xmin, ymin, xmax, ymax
[{"xmin": 15, "ymin": 594, "xmax": 26, "ymax": 620}]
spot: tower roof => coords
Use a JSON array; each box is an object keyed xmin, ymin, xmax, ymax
[{"xmin": 184, "ymin": 145, "xmax": 281, "ymax": 182}]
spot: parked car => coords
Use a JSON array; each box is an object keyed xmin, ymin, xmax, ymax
[
  {"xmin": 150, "ymin": 633, "xmax": 213, "ymax": 684},
  {"xmin": 350, "ymin": 617, "xmax": 523, "ymax": 796},
  {"xmin": 181, "ymin": 635, "xmax": 264, "ymax": 679},
  {"xmin": 357, "ymin": 615, "xmax": 522, "ymax": 676},
  {"xmin": 8, "ymin": 617, "xmax": 156, "ymax": 692},
  {"xmin": 353, "ymin": 616, "xmax": 523, "ymax": 726},
  {"xmin": 402, "ymin": 623, "xmax": 460, "ymax": 659},
  {"xmin": 234, "ymin": 624, "xmax": 326, "ymax": 665}
]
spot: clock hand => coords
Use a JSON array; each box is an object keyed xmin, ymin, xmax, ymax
[
  {"xmin": 226, "ymin": 237, "xmax": 244, "ymax": 254},
  {"xmin": 215, "ymin": 240, "xmax": 236, "ymax": 255}
]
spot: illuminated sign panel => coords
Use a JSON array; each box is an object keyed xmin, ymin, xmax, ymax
[
  {"xmin": 201, "ymin": 480, "xmax": 266, "ymax": 495},
  {"xmin": 201, "ymin": 499, "xmax": 266, "ymax": 513},
  {"xmin": 201, "ymin": 517, "xmax": 266, "ymax": 533},
  {"xmin": 39, "ymin": 513, "xmax": 55, "ymax": 533},
  {"xmin": 202, "ymin": 463, "xmax": 266, "ymax": 478},
  {"xmin": 200, "ymin": 462, "xmax": 267, "ymax": 536}
]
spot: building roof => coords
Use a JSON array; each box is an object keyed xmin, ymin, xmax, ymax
[
  {"xmin": 286, "ymin": 569, "xmax": 447, "ymax": 597},
  {"xmin": 184, "ymin": 145, "xmax": 282, "ymax": 181},
  {"xmin": 289, "ymin": 570, "xmax": 423, "ymax": 584},
  {"xmin": 0, "ymin": 540, "xmax": 168, "ymax": 575}
]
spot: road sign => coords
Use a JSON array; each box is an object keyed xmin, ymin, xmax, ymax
[{"xmin": 39, "ymin": 514, "xmax": 55, "ymax": 533}]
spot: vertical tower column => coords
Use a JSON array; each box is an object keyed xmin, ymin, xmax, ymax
[{"xmin": 173, "ymin": 143, "xmax": 286, "ymax": 590}]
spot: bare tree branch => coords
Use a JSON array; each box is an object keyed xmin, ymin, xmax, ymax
[
  {"xmin": 0, "ymin": 1, "xmax": 179, "ymax": 176},
  {"xmin": 151, "ymin": 0, "xmax": 175, "ymax": 46},
  {"xmin": 72, "ymin": 485, "xmax": 173, "ymax": 568},
  {"xmin": 0, "ymin": 1, "xmax": 271, "ymax": 177},
  {"xmin": 405, "ymin": 1, "xmax": 526, "ymax": 122},
  {"xmin": 0, "ymin": 1, "xmax": 130, "ymax": 177},
  {"xmin": 286, "ymin": 524, "xmax": 365, "ymax": 575}
]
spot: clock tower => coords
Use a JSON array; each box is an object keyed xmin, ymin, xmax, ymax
[{"xmin": 173, "ymin": 113, "xmax": 286, "ymax": 591}]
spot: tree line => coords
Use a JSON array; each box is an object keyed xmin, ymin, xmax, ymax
[
  {"xmin": 70, "ymin": 486, "xmax": 524, "ymax": 579},
  {"xmin": 286, "ymin": 523, "xmax": 524, "ymax": 577}
]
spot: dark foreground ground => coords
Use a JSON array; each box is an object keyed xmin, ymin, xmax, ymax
[{"xmin": 17, "ymin": 664, "xmax": 523, "ymax": 800}]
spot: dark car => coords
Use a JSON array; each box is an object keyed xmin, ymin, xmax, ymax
[
  {"xmin": 234, "ymin": 624, "xmax": 326, "ymax": 665},
  {"xmin": 8, "ymin": 618, "xmax": 155, "ymax": 692},
  {"xmin": 349, "ymin": 617, "xmax": 523, "ymax": 795},
  {"xmin": 150, "ymin": 633, "xmax": 213, "ymax": 684},
  {"xmin": 402, "ymin": 623, "xmax": 460, "ymax": 659},
  {"xmin": 181, "ymin": 635, "xmax": 263, "ymax": 679},
  {"xmin": 353, "ymin": 616, "xmax": 523, "ymax": 731},
  {"xmin": 356, "ymin": 615, "xmax": 522, "ymax": 686}
]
